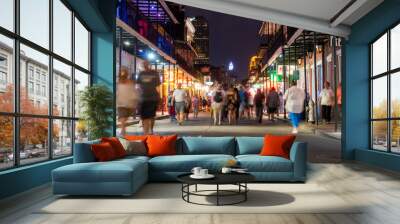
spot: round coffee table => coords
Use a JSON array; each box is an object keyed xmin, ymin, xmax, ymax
[{"xmin": 177, "ymin": 173, "xmax": 255, "ymax": 206}]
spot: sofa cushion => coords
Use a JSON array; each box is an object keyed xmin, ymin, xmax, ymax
[
  {"xmin": 91, "ymin": 142, "xmax": 118, "ymax": 162},
  {"xmin": 101, "ymin": 137, "xmax": 127, "ymax": 158},
  {"xmin": 236, "ymin": 137, "xmax": 263, "ymax": 155},
  {"xmin": 53, "ymin": 159, "xmax": 147, "ymax": 183},
  {"xmin": 181, "ymin": 137, "xmax": 235, "ymax": 155},
  {"xmin": 73, "ymin": 139, "xmax": 100, "ymax": 163},
  {"xmin": 147, "ymin": 135, "xmax": 178, "ymax": 157},
  {"xmin": 260, "ymin": 134, "xmax": 296, "ymax": 159},
  {"xmin": 149, "ymin": 154, "xmax": 235, "ymax": 172},
  {"xmin": 236, "ymin": 155, "xmax": 293, "ymax": 172}
]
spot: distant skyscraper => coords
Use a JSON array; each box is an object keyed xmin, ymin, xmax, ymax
[{"xmin": 192, "ymin": 16, "xmax": 210, "ymax": 66}]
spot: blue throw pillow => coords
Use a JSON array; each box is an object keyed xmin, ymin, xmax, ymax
[
  {"xmin": 181, "ymin": 137, "xmax": 235, "ymax": 155},
  {"xmin": 236, "ymin": 137, "xmax": 264, "ymax": 155}
]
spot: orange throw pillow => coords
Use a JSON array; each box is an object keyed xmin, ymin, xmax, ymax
[
  {"xmin": 101, "ymin": 137, "xmax": 126, "ymax": 158},
  {"xmin": 91, "ymin": 142, "xmax": 117, "ymax": 161},
  {"xmin": 260, "ymin": 134, "xmax": 296, "ymax": 159},
  {"xmin": 146, "ymin": 135, "xmax": 178, "ymax": 157}
]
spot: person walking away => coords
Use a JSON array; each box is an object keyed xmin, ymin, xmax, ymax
[
  {"xmin": 184, "ymin": 90, "xmax": 191, "ymax": 121},
  {"xmin": 167, "ymin": 91, "xmax": 176, "ymax": 122},
  {"xmin": 254, "ymin": 88, "xmax": 265, "ymax": 124},
  {"xmin": 319, "ymin": 81, "xmax": 334, "ymax": 123},
  {"xmin": 238, "ymin": 86, "xmax": 248, "ymax": 119},
  {"xmin": 117, "ymin": 67, "xmax": 139, "ymax": 136},
  {"xmin": 284, "ymin": 81, "xmax": 306, "ymax": 134},
  {"xmin": 172, "ymin": 83, "xmax": 187, "ymax": 125},
  {"xmin": 234, "ymin": 87, "xmax": 240, "ymax": 120},
  {"xmin": 192, "ymin": 95, "xmax": 200, "ymax": 118},
  {"xmin": 137, "ymin": 61, "xmax": 160, "ymax": 135},
  {"xmin": 247, "ymin": 88, "xmax": 254, "ymax": 119},
  {"xmin": 266, "ymin": 87, "xmax": 280, "ymax": 121},
  {"xmin": 278, "ymin": 91, "xmax": 284, "ymax": 116},
  {"xmin": 202, "ymin": 96, "xmax": 208, "ymax": 112},
  {"xmin": 226, "ymin": 85, "xmax": 238, "ymax": 125},
  {"xmin": 212, "ymin": 84, "xmax": 225, "ymax": 125}
]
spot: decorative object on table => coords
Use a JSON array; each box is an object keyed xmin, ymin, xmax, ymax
[
  {"xmin": 225, "ymin": 159, "xmax": 238, "ymax": 168},
  {"xmin": 177, "ymin": 173, "xmax": 255, "ymax": 206},
  {"xmin": 190, "ymin": 167, "xmax": 214, "ymax": 179},
  {"xmin": 222, "ymin": 167, "xmax": 248, "ymax": 174},
  {"xmin": 79, "ymin": 84, "xmax": 113, "ymax": 140}
]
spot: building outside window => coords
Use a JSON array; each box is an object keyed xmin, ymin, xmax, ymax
[
  {"xmin": 0, "ymin": 0, "xmax": 91, "ymax": 170},
  {"xmin": 371, "ymin": 23, "xmax": 400, "ymax": 153}
]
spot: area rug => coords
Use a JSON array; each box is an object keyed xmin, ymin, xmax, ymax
[{"xmin": 38, "ymin": 183, "xmax": 361, "ymax": 214}]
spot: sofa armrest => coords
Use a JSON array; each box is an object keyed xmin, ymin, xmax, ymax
[
  {"xmin": 73, "ymin": 140, "xmax": 100, "ymax": 163},
  {"xmin": 289, "ymin": 142, "xmax": 307, "ymax": 181}
]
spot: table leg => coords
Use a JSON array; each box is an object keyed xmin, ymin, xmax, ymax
[
  {"xmin": 245, "ymin": 183, "xmax": 247, "ymax": 201},
  {"xmin": 217, "ymin": 184, "xmax": 219, "ymax": 206},
  {"xmin": 195, "ymin": 184, "xmax": 198, "ymax": 192}
]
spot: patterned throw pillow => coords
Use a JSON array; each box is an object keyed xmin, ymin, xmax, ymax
[{"xmin": 119, "ymin": 138, "xmax": 147, "ymax": 156}]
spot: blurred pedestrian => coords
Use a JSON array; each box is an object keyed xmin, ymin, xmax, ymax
[
  {"xmin": 226, "ymin": 85, "xmax": 238, "ymax": 125},
  {"xmin": 211, "ymin": 83, "xmax": 225, "ymax": 125},
  {"xmin": 184, "ymin": 90, "xmax": 191, "ymax": 121},
  {"xmin": 319, "ymin": 81, "xmax": 334, "ymax": 123},
  {"xmin": 172, "ymin": 83, "xmax": 187, "ymax": 125},
  {"xmin": 137, "ymin": 61, "xmax": 160, "ymax": 135},
  {"xmin": 167, "ymin": 91, "xmax": 176, "ymax": 122},
  {"xmin": 192, "ymin": 95, "xmax": 200, "ymax": 118},
  {"xmin": 254, "ymin": 88, "xmax": 265, "ymax": 124},
  {"xmin": 117, "ymin": 67, "xmax": 139, "ymax": 136},
  {"xmin": 266, "ymin": 87, "xmax": 280, "ymax": 121},
  {"xmin": 284, "ymin": 81, "xmax": 305, "ymax": 134}
]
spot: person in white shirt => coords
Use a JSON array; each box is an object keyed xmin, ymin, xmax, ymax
[
  {"xmin": 211, "ymin": 84, "xmax": 226, "ymax": 125},
  {"xmin": 173, "ymin": 83, "xmax": 188, "ymax": 125},
  {"xmin": 319, "ymin": 81, "xmax": 334, "ymax": 123},
  {"xmin": 284, "ymin": 81, "xmax": 306, "ymax": 134}
]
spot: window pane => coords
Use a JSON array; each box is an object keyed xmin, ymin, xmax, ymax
[
  {"xmin": 20, "ymin": 0, "xmax": 49, "ymax": 49},
  {"xmin": 372, "ymin": 76, "xmax": 387, "ymax": 119},
  {"xmin": 0, "ymin": 0, "xmax": 14, "ymax": 31},
  {"xmin": 53, "ymin": 59, "xmax": 72, "ymax": 117},
  {"xmin": 53, "ymin": 119, "xmax": 72, "ymax": 157},
  {"xmin": 0, "ymin": 34, "xmax": 14, "ymax": 112},
  {"xmin": 53, "ymin": 0, "xmax": 72, "ymax": 60},
  {"xmin": 74, "ymin": 18, "xmax": 89, "ymax": 70},
  {"xmin": 391, "ymin": 72, "xmax": 400, "ymax": 118},
  {"xmin": 372, "ymin": 121, "xmax": 388, "ymax": 151},
  {"xmin": 391, "ymin": 24, "xmax": 400, "ymax": 70},
  {"xmin": 75, "ymin": 120, "xmax": 88, "ymax": 143},
  {"xmin": 20, "ymin": 44, "xmax": 49, "ymax": 115},
  {"xmin": 0, "ymin": 116, "xmax": 14, "ymax": 170},
  {"xmin": 20, "ymin": 117, "xmax": 49, "ymax": 165},
  {"xmin": 372, "ymin": 33, "xmax": 387, "ymax": 76},
  {"xmin": 74, "ymin": 69, "xmax": 89, "ymax": 118},
  {"xmin": 391, "ymin": 120, "xmax": 400, "ymax": 153}
]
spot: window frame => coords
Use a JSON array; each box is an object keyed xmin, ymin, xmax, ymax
[
  {"xmin": 370, "ymin": 20, "xmax": 400, "ymax": 154},
  {"xmin": 0, "ymin": 0, "xmax": 92, "ymax": 171}
]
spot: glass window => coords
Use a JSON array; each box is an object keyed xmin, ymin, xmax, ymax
[
  {"xmin": 74, "ymin": 69, "xmax": 89, "ymax": 118},
  {"xmin": 20, "ymin": 44, "xmax": 49, "ymax": 115},
  {"xmin": 0, "ymin": 0, "xmax": 14, "ymax": 31},
  {"xmin": 372, "ymin": 121, "xmax": 388, "ymax": 151},
  {"xmin": 0, "ymin": 116, "xmax": 14, "ymax": 169},
  {"xmin": 391, "ymin": 72, "xmax": 400, "ymax": 118},
  {"xmin": 391, "ymin": 24, "xmax": 400, "ymax": 70},
  {"xmin": 0, "ymin": 35, "xmax": 14, "ymax": 113},
  {"xmin": 391, "ymin": 120, "xmax": 400, "ymax": 153},
  {"xmin": 74, "ymin": 18, "xmax": 89, "ymax": 70},
  {"xmin": 53, "ymin": 0, "xmax": 72, "ymax": 60},
  {"xmin": 20, "ymin": 0, "xmax": 49, "ymax": 49},
  {"xmin": 75, "ymin": 120, "xmax": 88, "ymax": 143},
  {"xmin": 53, "ymin": 119, "xmax": 72, "ymax": 158},
  {"xmin": 53, "ymin": 59, "xmax": 72, "ymax": 117},
  {"xmin": 372, "ymin": 33, "xmax": 387, "ymax": 76},
  {"xmin": 372, "ymin": 76, "xmax": 387, "ymax": 119},
  {"xmin": 19, "ymin": 117, "xmax": 49, "ymax": 165}
]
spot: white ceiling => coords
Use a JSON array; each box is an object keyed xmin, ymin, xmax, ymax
[{"xmin": 167, "ymin": 0, "xmax": 383, "ymax": 37}]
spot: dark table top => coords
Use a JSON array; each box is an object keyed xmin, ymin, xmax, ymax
[{"xmin": 177, "ymin": 172, "xmax": 255, "ymax": 185}]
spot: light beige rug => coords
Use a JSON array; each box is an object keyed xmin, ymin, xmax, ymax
[{"xmin": 38, "ymin": 183, "xmax": 361, "ymax": 214}]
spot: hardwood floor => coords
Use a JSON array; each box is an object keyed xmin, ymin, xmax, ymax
[{"xmin": 1, "ymin": 162, "xmax": 400, "ymax": 224}]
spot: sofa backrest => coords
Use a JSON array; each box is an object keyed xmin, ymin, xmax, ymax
[
  {"xmin": 235, "ymin": 137, "xmax": 264, "ymax": 155},
  {"xmin": 179, "ymin": 137, "xmax": 236, "ymax": 155}
]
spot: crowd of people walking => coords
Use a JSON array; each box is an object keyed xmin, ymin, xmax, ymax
[{"xmin": 117, "ymin": 61, "xmax": 338, "ymax": 135}]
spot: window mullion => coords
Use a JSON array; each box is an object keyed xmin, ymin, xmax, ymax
[
  {"xmin": 13, "ymin": 0, "xmax": 21, "ymax": 167},
  {"xmin": 387, "ymin": 29, "xmax": 392, "ymax": 152}
]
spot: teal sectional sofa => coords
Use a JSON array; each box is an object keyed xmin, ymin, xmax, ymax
[{"xmin": 52, "ymin": 137, "xmax": 307, "ymax": 196}]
